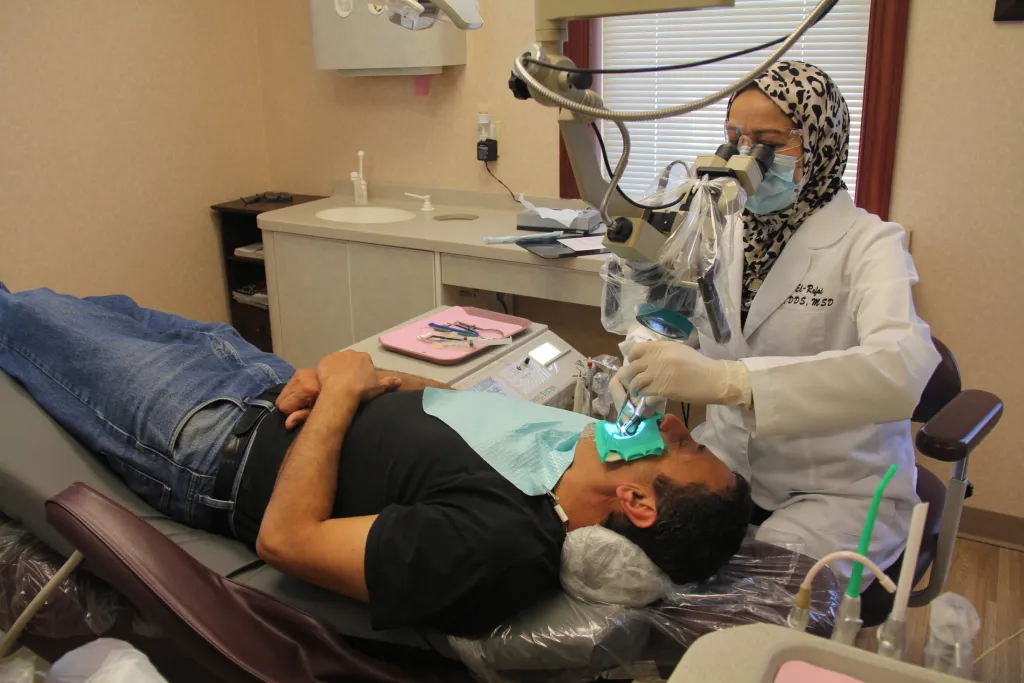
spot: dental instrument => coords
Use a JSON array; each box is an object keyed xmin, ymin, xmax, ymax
[
  {"xmin": 616, "ymin": 396, "xmax": 648, "ymax": 437},
  {"xmin": 831, "ymin": 464, "xmax": 899, "ymax": 646},
  {"xmin": 877, "ymin": 501, "xmax": 930, "ymax": 661},
  {"xmin": 786, "ymin": 550, "xmax": 896, "ymax": 634},
  {"xmin": 426, "ymin": 338, "xmax": 514, "ymax": 350},
  {"xmin": 452, "ymin": 320, "xmax": 504, "ymax": 336},
  {"xmin": 429, "ymin": 323, "xmax": 478, "ymax": 337}
]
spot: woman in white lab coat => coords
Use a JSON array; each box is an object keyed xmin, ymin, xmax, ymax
[{"xmin": 617, "ymin": 61, "xmax": 941, "ymax": 582}]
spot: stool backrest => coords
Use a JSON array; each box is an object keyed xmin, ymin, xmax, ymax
[{"xmin": 912, "ymin": 338, "xmax": 961, "ymax": 425}]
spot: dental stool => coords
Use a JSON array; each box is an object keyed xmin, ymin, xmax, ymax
[{"xmin": 859, "ymin": 337, "xmax": 1003, "ymax": 628}]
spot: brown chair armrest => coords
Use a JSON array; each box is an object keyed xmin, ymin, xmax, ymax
[
  {"xmin": 45, "ymin": 483, "xmax": 469, "ymax": 683},
  {"xmin": 916, "ymin": 390, "xmax": 1003, "ymax": 463}
]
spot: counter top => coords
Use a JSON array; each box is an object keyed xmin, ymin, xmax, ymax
[{"xmin": 256, "ymin": 191, "xmax": 609, "ymax": 274}]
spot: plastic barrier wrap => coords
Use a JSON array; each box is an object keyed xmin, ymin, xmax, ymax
[
  {"xmin": 46, "ymin": 639, "xmax": 168, "ymax": 683},
  {"xmin": 601, "ymin": 175, "xmax": 744, "ymax": 346},
  {"xmin": 0, "ymin": 516, "xmax": 124, "ymax": 639},
  {"xmin": 450, "ymin": 527, "xmax": 839, "ymax": 683},
  {"xmin": 588, "ymin": 355, "xmax": 621, "ymax": 421}
]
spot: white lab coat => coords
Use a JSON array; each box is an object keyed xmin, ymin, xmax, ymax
[{"xmin": 639, "ymin": 190, "xmax": 941, "ymax": 580}]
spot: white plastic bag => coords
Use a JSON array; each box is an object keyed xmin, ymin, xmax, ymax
[
  {"xmin": 0, "ymin": 644, "xmax": 47, "ymax": 683},
  {"xmin": 45, "ymin": 639, "xmax": 166, "ymax": 683}
]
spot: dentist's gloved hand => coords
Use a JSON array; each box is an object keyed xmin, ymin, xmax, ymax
[
  {"xmin": 619, "ymin": 341, "xmax": 752, "ymax": 408},
  {"xmin": 609, "ymin": 372, "xmax": 667, "ymax": 417}
]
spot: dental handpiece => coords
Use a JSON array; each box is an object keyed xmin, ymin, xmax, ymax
[{"xmin": 617, "ymin": 396, "xmax": 662, "ymax": 436}]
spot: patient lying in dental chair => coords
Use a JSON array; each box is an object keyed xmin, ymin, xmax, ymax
[{"xmin": 0, "ymin": 284, "xmax": 753, "ymax": 636}]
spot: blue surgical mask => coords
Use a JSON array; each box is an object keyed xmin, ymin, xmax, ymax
[{"xmin": 746, "ymin": 154, "xmax": 801, "ymax": 215}]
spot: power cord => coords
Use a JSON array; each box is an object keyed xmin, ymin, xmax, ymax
[
  {"xmin": 592, "ymin": 123, "xmax": 684, "ymax": 211},
  {"xmin": 496, "ymin": 292, "xmax": 509, "ymax": 315},
  {"xmin": 521, "ymin": 0, "xmax": 838, "ymax": 76},
  {"xmin": 975, "ymin": 625, "xmax": 1024, "ymax": 664},
  {"xmin": 484, "ymin": 161, "xmax": 521, "ymax": 204}
]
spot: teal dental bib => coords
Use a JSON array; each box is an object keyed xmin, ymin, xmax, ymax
[{"xmin": 422, "ymin": 388, "xmax": 597, "ymax": 496}]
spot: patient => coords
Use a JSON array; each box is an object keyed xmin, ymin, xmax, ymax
[{"xmin": 0, "ymin": 285, "xmax": 752, "ymax": 636}]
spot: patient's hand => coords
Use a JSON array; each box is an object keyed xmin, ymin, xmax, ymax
[
  {"xmin": 317, "ymin": 351, "xmax": 402, "ymax": 403},
  {"xmin": 277, "ymin": 368, "xmax": 321, "ymax": 430}
]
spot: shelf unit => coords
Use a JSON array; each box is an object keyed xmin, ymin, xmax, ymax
[{"xmin": 211, "ymin": 195, "xmax": 325, "ymax": 352}]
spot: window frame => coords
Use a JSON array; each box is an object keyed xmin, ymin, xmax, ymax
[{"xmin": 559, "ymin": 0, "xmax": 911, "ymax": 220}]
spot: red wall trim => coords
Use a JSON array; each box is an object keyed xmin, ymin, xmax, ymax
[{"xmin": 855, "ymin": 0, "xmax": 912, "ymax": 221}]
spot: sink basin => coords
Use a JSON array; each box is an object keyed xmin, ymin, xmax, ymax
[{"xmin": 316, "ymin": 207, "xmax": 417, "ymax": 224}]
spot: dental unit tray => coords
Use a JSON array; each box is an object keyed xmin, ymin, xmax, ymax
[{"xmin": 379, "ymin": 306, "xmax": 531, "ymax": 365}]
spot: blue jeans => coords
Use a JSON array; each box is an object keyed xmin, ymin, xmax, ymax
[{"xmin": 0, "ymin": 284, "xmax": 294, "ymax": 530}]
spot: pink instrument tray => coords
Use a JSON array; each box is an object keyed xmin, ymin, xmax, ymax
[
  {"xmin": 378, "ymin": 307, "xmax": 531, "ymax": 366},
  {"xmin": 773, "ymin": 661, "xmax": 865, "ymax": 683}
]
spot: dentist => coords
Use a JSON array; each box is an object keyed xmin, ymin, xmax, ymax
[{"xmin": 615, "ymin": 61, "xmax": 940, "ymax": 582}]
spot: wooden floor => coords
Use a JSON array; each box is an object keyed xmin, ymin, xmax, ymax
[{"xmin": 856, "ymin": 538, "xmax": 1023, "ymax": 682}]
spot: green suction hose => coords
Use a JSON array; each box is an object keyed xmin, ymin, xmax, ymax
[{"xmin": 847, "ymin": 464, "xmax": 898, "ymax": 598}]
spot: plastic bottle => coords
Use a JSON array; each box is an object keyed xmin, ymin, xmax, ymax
[
  {"xmin": 478, "ymin": 112, "xmax": 493, "ymax": 141},
  {"xmin": 924, "ymin": 593, "xmax": 981, "ymax": 679}
]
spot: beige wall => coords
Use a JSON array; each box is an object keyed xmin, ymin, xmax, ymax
[
  {"xmin": 0, "ymin": 1, "xmax": 269, "ymax": 322},
  {"xmin": 890, "ymin": 1, "xmax": 1024, "ymax": 519},
  {"xmin": 252, "ymin": 0, "xmax": 560, "ymax": 198}
]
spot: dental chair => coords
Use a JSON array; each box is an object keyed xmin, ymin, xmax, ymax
[
  {"xmin": 859, "ymin": 338, "xmax": 1003, "ymax": 628},
  {"xmin": 0, "ymin": 369, "xmax": 839, "ymax": 682}
]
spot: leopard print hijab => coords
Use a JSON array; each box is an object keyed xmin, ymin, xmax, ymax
[{"xmin": 728, "ymin": 61, "xmax": 850, "ymax": 314}]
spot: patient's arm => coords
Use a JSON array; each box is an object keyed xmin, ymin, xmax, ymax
[
  {"xmin": 375, "ymin": 369, "xmax": 452, "ymax": 391},
  {"xmin": 257, "ymin": 351, "xmax": 397, "ymax": 601},
  {"xmin": 278, "ymin": 366, "xmax": 451, "ymax": 431}
]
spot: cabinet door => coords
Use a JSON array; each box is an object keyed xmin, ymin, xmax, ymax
[
  {"xmin": 268, "ymin": 232, "xmax": 354, "ymax": 368},
  {"xmin": 347, "ymin": 242, "xmax": 436, "ymax": 342}
]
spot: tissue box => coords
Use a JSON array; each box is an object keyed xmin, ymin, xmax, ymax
[{"xmin": 517, "ymin": 208, "xmax": 602, "ymax": 234}]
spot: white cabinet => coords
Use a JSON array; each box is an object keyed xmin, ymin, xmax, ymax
[
  {"xmin": 265, "ymin": 233, "xmax": 437, "ymax": 368},
  {"xmin": 309, "ymin": 0, "xmax": 466, "ymax": 75},
  {"xmin": 265, "ymin": 232, "xmax": 355, "ymax": 369},
  {"xmin": 347, "ymin": 242, "xmax": 436, "ymax": 341}
]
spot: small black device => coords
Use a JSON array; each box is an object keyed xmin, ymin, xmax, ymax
[{"xmin": 477, "ymin": 139, "xmax": 499, "ymax": 162}]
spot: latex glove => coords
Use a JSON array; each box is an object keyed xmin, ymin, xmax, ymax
[{"xmin": 619, "ymin": 341, "xmax": 752, "ymax": 408}]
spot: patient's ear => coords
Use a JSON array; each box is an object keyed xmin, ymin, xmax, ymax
[{"xmin": 614, "ymin": 484, "xmax": 658, "ymax": 529}]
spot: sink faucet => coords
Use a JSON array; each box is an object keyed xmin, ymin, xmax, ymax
[{"xmin": 351, "ymin": 150, "xmax": 368, "ymax": 205}]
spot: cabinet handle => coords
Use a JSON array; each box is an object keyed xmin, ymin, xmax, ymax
[{"xmin": 335, "ymin": 0, "xmax": 353, "ymax": 17}]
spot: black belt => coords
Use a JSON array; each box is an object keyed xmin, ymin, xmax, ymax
[{"xmin": 210, "ymin": 385, "xmax": 285, "ymax": 537}]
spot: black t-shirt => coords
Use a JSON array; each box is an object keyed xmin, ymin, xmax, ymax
[{"xmin": 234, "ymin": 390, "xmax": 565, "ymax": 636}]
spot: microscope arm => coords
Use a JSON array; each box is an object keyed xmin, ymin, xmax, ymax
[{"xmin": 559, "ymin": 109, "xmax": 642, "ymax": 218}]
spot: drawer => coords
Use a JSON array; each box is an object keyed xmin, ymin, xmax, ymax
[
  {"xmin": 440, "ymin": 254, "xmax": 602, "ymax": 307},
  {"xmin": 230, "ymin": 301, "xmax": 274, "ymax": 353}
]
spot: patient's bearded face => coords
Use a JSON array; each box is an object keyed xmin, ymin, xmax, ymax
[{"xmin": 652, "ymin": 415, "xmax": 735, "ymax": 493}]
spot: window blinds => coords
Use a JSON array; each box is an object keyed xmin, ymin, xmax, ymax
[{"xmin": 600, "ymin": 0, "xmax": 870, "ymax": 199}]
